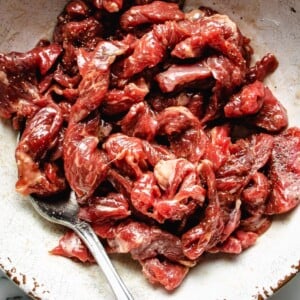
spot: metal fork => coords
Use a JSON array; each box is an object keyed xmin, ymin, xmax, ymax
[{"xmin": 29, "ymin": 191, "xmax": 133, "ymax": 300}]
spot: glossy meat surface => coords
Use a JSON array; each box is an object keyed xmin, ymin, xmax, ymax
[{"xmin": 1, "ymin": 0, "xmax": 299, "ymax": 292}]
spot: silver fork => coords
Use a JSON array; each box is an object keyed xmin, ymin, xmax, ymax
[{"xmin": 29, "ymin": 191, "xmax": 134, "ymax": 300}]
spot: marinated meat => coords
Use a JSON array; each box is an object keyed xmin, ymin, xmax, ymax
[
  {"xmin": 1, "ymin": 0, "xmax": 299, "ymax": 292},
  {"xmin": 120, "ymin": 1, "xmax": 185, "ymax": 29},
  {"xmin": 265, "ymin": 128, "xmax": 300, "ymax": 214}
]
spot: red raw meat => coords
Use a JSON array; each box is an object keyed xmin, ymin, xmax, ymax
[
  {"xmin": 141, "ymin": 258, "xmax": 189, "ymax": 291},
  {"xmin": 15, "ymin": 105, "xmax": 66, "ymax": 196},
  {"xmin": 247, "ymin": 53, "xmax": 278, "ymax": 83},
  {"xmin": 182, "ymin": 160, "xmax": 222, "ymax": 260},
  {"xmin": 120, "ymin": 1, "xmax": 184, "ymax": 29},
  {"xmin": 120, "ymin": 102, "xmax": 158, "ymax": 141},
  {"xmin": 266, "ymin": 128, "xmax": 300, "ymax": 214},
  {"xmin": 0, "ymin": 44, "xmax": 62, "ymax": 119},
  {"xmin": 102, "ymin": 78, "xmax": 149, "ymax": 116},
  {"xmin": 50, "ymin": 231, "xmax": 94, "ymax": 263},
  {"xmin": 224, "ymin": 81, "xmax": 265, "ymax": 117},
  {"xmin": 2, "ymin": 0, "xmax": 300, "ymax": 292},
  {"xmin": 70, "ymin": 41, "xmax": 127, "ymax": 123},
  {"xmin": 79, "ymin": 193, "xmax": 130, "ymax": 222},
  {"xmin": 251, "ymin": 87, "xmax": 288, "ymax": 132},
  {"xmin": 155, "ymin": 62, "xmax": 212, "ymax": 93},
  {"xmin": 63, "ymin": 116, "xmax": 109, "ymax": 200}
]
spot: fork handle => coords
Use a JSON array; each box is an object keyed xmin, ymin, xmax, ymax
[{"xmin": 73, "ymin": 221, "xmax": 134, "ymax": 300}]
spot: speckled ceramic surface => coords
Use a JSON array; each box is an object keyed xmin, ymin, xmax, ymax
[{"xmin": 0, "ymin": 1, "xmax": 300, "ymax": 299}]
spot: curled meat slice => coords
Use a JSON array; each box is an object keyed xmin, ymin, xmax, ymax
[
  {"xmin": 0, "ymin": 44, "xmax": 62, "ymax": 119},
  {"xmin": 70, "ymin": 41, "xmax": 126, "ymax": 123},
  {"xmin": 103, "ymin": 133, "xmax": 148, "ymax": 178},
  {"xmin": 119, "ymin": 102, "xmax": 158, "ymax": 141},
  {"xmin": 172, "ymin": 14, "xmax": 245, "ymax": 68},
  {"xmin": 121, "ymin": 19, "xmax": 202, "ymax": 78},
  {"xmin": 225, "ymin": 83, "xmax": 287, "ymax": 132},
  {"xmin": 217, "ymin": 139, "xmax": 254, "ymax": 178},
  {"xmin": 209, "ymin": 236, "xmax": 242, "ymax": 254},
  {"xmin": 157, "ymin": 106, "xmax": 200, "ymax": 135},
  {"xmin": 131, "ymin": 159, "xmax": 205, "ymax": 223},
  {"xmin": 200, "ymin": 55, "xmax": 246, "ymax": 124},
  {"xmin": 204, "ymin": 125, "xmax": 231, "ymax": 170},
  {"xmin": 131, "ymin": 173, "xmax": 162, "ymax": 221},
  {"xmin": 15, "ymin": 105, "xmax": 66, "ymax": 196},
  {"xmin": 100, "ymin": 219, "xmax": 191, "ymax": 290},
  {"xmin": 212, "ymin": 231, "xmax": 258, "ymax": 254},
  {"xmin": 224, "ymin": 81, "xmax": 265, "ymax": 117},
  {"xmin": 50, "ymin": 231, "xmax": 94, "ymax": 263},
  {"xmin": 207, "ymin": 55, "xmax": 245, "ymax": 90},
  {"xmin": 141, "ymin": 258, "xmax": 189, "ymax": 291},
  {"xmin": 216, "ymin": 139, "xmax": 255, "ymax": 203},
  {"xmin": 153, "ymin": 159, "xmax": 206, "ymax": 215},
  {"xmin": 169, "ymin": 127, "xmax": 208, "ymax": 163},
  {"xmin": 0, "ymin": 44, "xmax": 63, "ymax": 76},
  {"xmin": 102, "ymin": 78, "xmax": 149, "ymax": 116},
  {"xmin": 63, "ymin": 116, "xmax": 109, "ymax": 200},
  {"xmin": 246, "ymin": 53, "xmax": 278, "ymax": 83},
  {"xmin": 251, "ymin": 87, "xmax": 287, "ymax": 132},
  {"xmin": 182, "ymin": 160, "xmax": 221, "ymax": 260},
  {"xmin": 105, "ymin": 221, "xmax": 152, "ymax": 253},
  {"xmin": 121, "ymin": 30, "xmax": 165, "ymax": 78},
  {"xmin": 120, "ymin": 1, "xmax": 184, "ymax": 29},
  {"xmin": 209, "ymin": 229, "xmax": 258, "ymax": 254},
  {"xmin": 78, "ymin": 193, "xmax": 130, "ymax": 223},
  {"xmin": 104, "ymin": 220, "xmax": 193, "ymax": 266},
  {"xmin": 242, "ymin": 172, "xmax": 269, "ymax": 209},
  {"xmin": 104, "ymin": 133, "xmax": 175, "ymax": 178},
  {"xmin": 216, "ymin": 133, "xmax": 272, "ymax": 204},
  {"xmin": 122, "ymin": 13, "xmax": 246, "ymax": 79},
  {"xmin": 265, "ymin": 128, "xmax": 300, "ymax": 214}
]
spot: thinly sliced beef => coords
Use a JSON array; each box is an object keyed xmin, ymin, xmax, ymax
[
  {"xmin": 63, "ymin": 116, "xmax": 109, "ymax": 200},
  {"xmin": 265, "ymin": 128, "xmax": 300, "ymax": 214},
  {"xmin": 2, "ymin": 0, "xmax": 300, "ymax": 292},
  {"xmin": 120, "ymin": 1, "xmax": 184, "ymax": 29},
  {"xmin": 50, "ymin": 231, "xmax": 94, "ymax": 263},
  {"xmin": 78, "ymin": 193, "xmax": 131, "ymax": 222},
  {"xmin": 15, "ymin": 105, "xmax": 66, "ymax": 196},
  {"xmin": 224, "ymin": 81, "xmax": 265, "ymax": 117},
  {"xmin": 182, "ymin": 160, "xmax": 222, "ymax": 260},
  {"xmin": 0, "ymin": 44, "xmax": 62, "ymax": 119},
  {"xmin": 141, "ymin": 258, "xmax": 189, "ymax": 291},
  {"xmin": 252, "ymin": 87, "xmax": 288, "ymax": 132},
  {"xmin": 156, "ymin": 62, "xmax": 212, "ymax": 93}
]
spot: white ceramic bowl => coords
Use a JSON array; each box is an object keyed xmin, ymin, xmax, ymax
[{"xmin": 0, "ymin": 1, "xmax": 299, "ymax": 299}]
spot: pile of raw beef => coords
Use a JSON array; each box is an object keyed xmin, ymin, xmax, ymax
[{"xmin": 0, "ymin": 0, "xmax": 299, "ymax": 290}]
